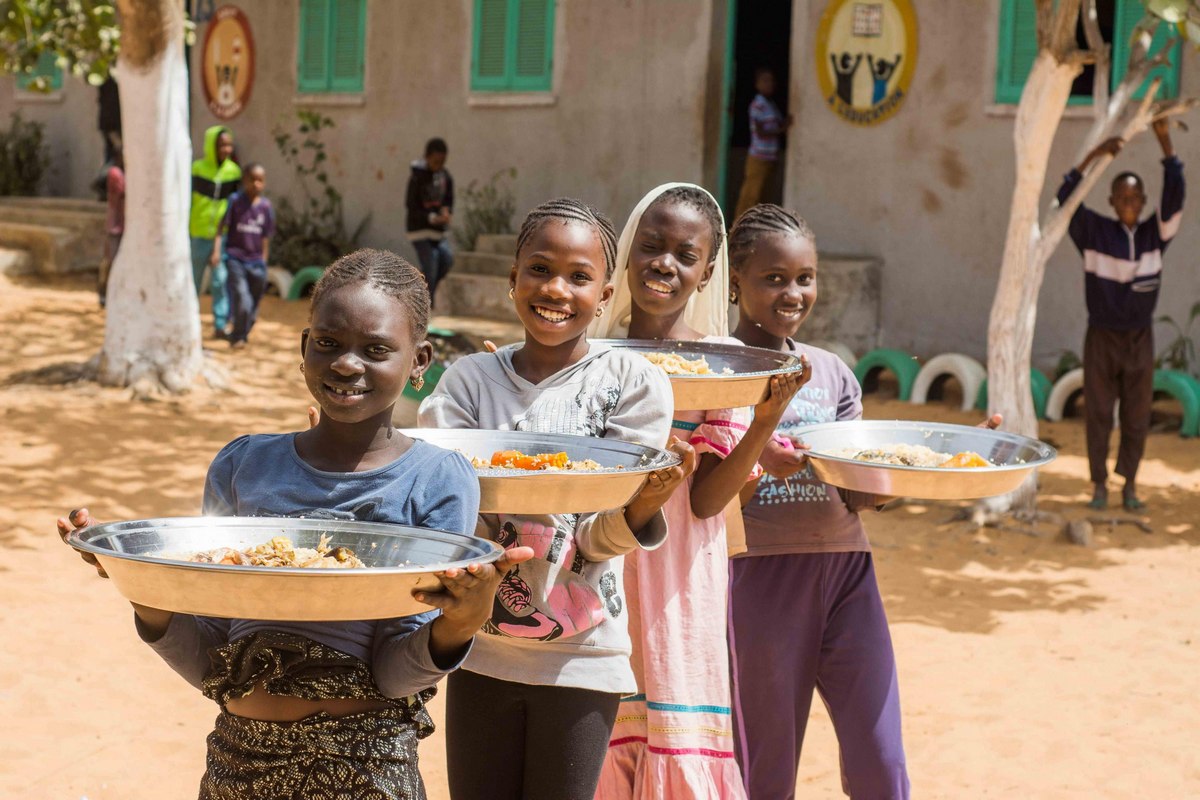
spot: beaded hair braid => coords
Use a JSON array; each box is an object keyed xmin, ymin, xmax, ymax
[
  {"xmin": 648, "ymin": 186, "xmax": 725, "ymax": 263},
  {"xmin": 310, "ymin": 248, "xmax": 430, "ymax": 343},
  {"xmin": 515, "ymin": 198, "xmax": 619, "ymax": 279},
  {"xmin": 727, "ymin": 203, "xmax": 816, "ymax": 271}
]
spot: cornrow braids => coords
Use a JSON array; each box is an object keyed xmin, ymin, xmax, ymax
[
  {"xmin": 648, "ymin": 186, "xmax": 725, "ymax": 262},
  {"xmin": 727, "ymin": 204, "xmax": 816, "ymax": 271},
  {"xmin": 310, "ymin": 248, "xmax": 430, "ymax": 343},
  {"xmin": 515, "ymin": 197, "xmax": 619, "ymax": 278}
]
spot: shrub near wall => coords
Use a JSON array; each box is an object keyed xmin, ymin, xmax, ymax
[{"xmin": 0, "ymin": 113, "xmax": 49, "ymax": 195}]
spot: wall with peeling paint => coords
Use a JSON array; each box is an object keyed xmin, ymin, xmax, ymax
[{"xmin": 784, "ymin": 0, "xmax": 1200, "ymax": 371}]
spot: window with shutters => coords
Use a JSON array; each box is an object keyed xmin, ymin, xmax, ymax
[
  {"xmin": 297, "ymin": 0, "xmax": 366, "ymax": 94},
  {"xmin": 994, "ymin": 0, "xmax": 1180, "ymax": 105},
  {"xmin": 16, "ymin": 52, "xmax": 64, "ymax": 93},
  {"xmin": 471, "ymin": 0, "xmax": 555, "ymax": 93}
]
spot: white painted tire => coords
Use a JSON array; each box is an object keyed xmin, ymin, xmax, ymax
[
  {"xmin": 265, "ymin": 266, "xmax": 293, "ymax": 298},
  {"xmin": 809, "ymin": 339, "xmax": 858, "ymax": 369},
  {"xmin": 1045, "ymin": 368, "xmax": 1084, "ymax": 421},
  {"xmin": 909, "ymin": 353, "xmax": 986, "ymax": 412}
]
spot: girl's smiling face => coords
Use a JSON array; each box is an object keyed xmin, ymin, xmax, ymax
[
  {"xmin": 302, "ymin": 282, "xmax": 431, "ymax": 424},
  {"xmin": 732, "ymin": 232, "xmax": 818, "ymax": 341},
  {"xmin": 627, "ymin": 201, "xmax": 714, "ymax": 318},
  {"xmin": 510, "ymin": 220, "xmax": 613, "ymax": 348}
]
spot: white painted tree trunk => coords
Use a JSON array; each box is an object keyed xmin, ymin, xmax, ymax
[
  {"xmin": 97, "ymin": 9, "xmax": 200, "ymax": 392},
  {"xmin": 985, "ymin": 52, "xmax": 1081, "ymax": 511}
]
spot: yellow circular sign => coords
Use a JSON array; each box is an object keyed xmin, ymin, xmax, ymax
[
  {"xmin": 201, "ymin": 6, "xmax": 255, "ymax": 120},
  {"xmin": 815, "ymin": 0, "xmax": 918, "ymax": 126}
]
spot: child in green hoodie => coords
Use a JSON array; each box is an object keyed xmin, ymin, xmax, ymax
[{"xmin": 191, "ymin": 125, "xmax": 242, "ymax": 338}]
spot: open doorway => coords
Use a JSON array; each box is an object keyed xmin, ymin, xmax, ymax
[{"xmin": 720, "ymin": 0, "xmax": 793, "ymax": 217}]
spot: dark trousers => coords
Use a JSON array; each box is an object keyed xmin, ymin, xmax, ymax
[
  {"xmin": 445, "ymin": 669, "xmax": 620, "ymax": 800},
  {"xmin": 226, "ymin": 257, "xmax": 268, "ymax": 344},
  {"xmin": 1084, "ymin": 325, "xmax": 1154, "ymax": 485},
  {"xmin": 412, "ymin": 239, "xmax": 453, "ymax": 303},
  {"xmin": 730, "ymin": 552, "xmax": 909, "ymax": 800}
]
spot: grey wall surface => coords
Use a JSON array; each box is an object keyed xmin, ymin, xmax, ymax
[
  {"xmin": 185, "ymin": 0, "xmax": 717, "ymax": 264},
  {"xmin": 784, "ymin": 0, "xmax": 1200, "ymax": 371},
  {"xmin": 0, "ymin": 77, "xmax": 105, "ymax": 198}
]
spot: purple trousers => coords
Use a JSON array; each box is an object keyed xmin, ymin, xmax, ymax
[{"xmin": 729, "ymin": 552, "xmax": 909, "ymax": 800}]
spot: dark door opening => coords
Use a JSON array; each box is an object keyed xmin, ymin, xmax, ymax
[{"xmin": 722, "ymin": 0, "xmax": 793, "ymax": 217}]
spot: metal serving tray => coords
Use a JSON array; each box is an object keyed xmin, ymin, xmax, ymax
[
  {"xmin": 68, "ymin": 516, "xmax": 502, "ymax": 621},
  {"xmin": 404, "ymin": 428, "xmax": 680, "ymax": 515},
  {"xmin": 592, "ymin": 339, "xmax": 806, "ymax": 411},
  {"xmin": 796, "ymin": 420, "xmax": 1057, "ymax": 500}
]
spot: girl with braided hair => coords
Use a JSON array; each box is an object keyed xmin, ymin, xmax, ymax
[
  {"xmin": 725, "ymin": 205, "xmax": 912, "ymax": 799},
  {"xmin": 419, "ymin": 198, "xmax": 696, "ymax": 799},
  {"xmin": 591, "ymin": 184, "xmax": 808, "ymax": 799},
  {"xmin": 59, "ymin": 249, "xmax": 530, "ymax": 799}
]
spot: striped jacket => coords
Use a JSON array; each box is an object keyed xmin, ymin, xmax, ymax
[{"xmin": 1057, "ymin": 156, "xmax": 1185, "ymax": 331}]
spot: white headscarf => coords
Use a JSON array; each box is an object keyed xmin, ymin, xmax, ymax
[{"xmin": 589, "ymin": 182, "xmax": 730, "ymax": 340}]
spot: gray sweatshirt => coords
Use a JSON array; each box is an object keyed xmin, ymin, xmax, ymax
[{"xmin": 418, "ymin": 343, "xmax": 673, "ymax": 694}]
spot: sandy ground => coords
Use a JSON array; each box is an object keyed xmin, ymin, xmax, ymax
[{"xmin": 1, "ymin": 272, "xmax": 1197, "ymax": 799}]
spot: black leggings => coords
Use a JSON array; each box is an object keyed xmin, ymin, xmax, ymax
[{"xmin": 445, "ymin": 669, "xmax": 621, "ymax": 800}]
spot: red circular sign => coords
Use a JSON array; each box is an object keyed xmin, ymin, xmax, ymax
[{"xmin": 201, "ymin": 6, "xmax": 255, "ymax": 120}]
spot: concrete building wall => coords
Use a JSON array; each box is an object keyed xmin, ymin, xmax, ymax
[
  {"xmin": 187, "ymin": 0, "xmax": 718, "ymax": 263},
  {"xmin": 784, "ymin": 0, "xmax": 1200, "ymax": 371},
  {"xmin": 0, "ymin": 76, "xmax": 106, "ymax": 198}
]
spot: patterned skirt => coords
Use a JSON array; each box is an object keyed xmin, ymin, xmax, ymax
[{"xmin": 197, "ymin": 631, "xmax": 434, "ymax": 800}]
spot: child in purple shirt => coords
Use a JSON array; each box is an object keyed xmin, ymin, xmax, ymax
[{"xmin": 213, "ymin": 163, "xmax": 275, "ymax": 348}]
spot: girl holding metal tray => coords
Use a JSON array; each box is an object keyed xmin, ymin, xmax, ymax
[
  {"xmin": 419, "ymin": 198, "xmax": 695, "ymax": 800},
  {"xmin": 59, "ymin": 251, "xmax": 531, "ymax": 799}
]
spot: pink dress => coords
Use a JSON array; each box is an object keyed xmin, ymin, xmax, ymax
[{"xmin": 597, "ymin": 372, "xmax": 754, "ymax": 798}]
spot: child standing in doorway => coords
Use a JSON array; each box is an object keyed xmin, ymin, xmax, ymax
[
  {"xmin": 419, "ymin": 198, "xmax": 696, "ymax": 800},
  {"xmin": 591, "ymin": 184, "xmax": 807, "ymax": 799},
  {"xmin": 214, "ymin": 163, "xmax": 275, "ymax": 349},
  {"xmin": 61, "ymin": 249, "xmax": 530, "ymax": 799}
]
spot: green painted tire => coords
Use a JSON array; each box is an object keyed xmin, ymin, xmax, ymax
[
  {"xmin": 286, "ymin": 266, "xmax": 326, "ymax": 301},
  {"xmin": 975, "ymin": 369, "xmax": 1053, "ymax": 419},
  {"xmin": 853, "ymin": 348, "xmax": 920, "ymax": 401},
  {"xmin": 1152, "ymin": 369, "xmax": 1200, "ymax": 437}
]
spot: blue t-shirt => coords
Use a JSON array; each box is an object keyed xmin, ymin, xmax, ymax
[{"xmin": 140, "ymin": 434, "xmax": 481, "ymax": 699}]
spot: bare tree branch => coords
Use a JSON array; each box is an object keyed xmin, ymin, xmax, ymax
[
  {"xmin": 1081, "ymin": 0, "xmax": 1108, "ymax": 112},
  {"xmin": 1049, "ymin": 0, "xmax": 1084, "ymax": 57}
]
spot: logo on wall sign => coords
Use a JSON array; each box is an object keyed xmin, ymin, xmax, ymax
[
  {"xmin": 815, "ymin": 0, "xmax": 917, "ymax": 126},
  {"xmin": 201, "ymin": 6, "xmax": 255, "ymax": 120}
]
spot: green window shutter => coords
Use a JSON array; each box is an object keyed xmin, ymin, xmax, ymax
[
  {"xmin": 329, "ymin": 0, "xmax": 365, "ymax": 92},
  {"xmin": 298, "ymin": 0, "xmax": 331, "ymax": 93},
  {"xmin": 17, "ymin": 51, "xmax": 63, "ymax": 92},
  {"xmin": 995, "ymin": 0, "xmax": 1040, "ymax": 104},
  {"xmin": 511, "ymin": 0, "xmax": 554, "ymax": 91},
  {"xmin": 472, "ymin": 0, "xmax": 510, "ymax": 90},
  {"xmin": 1112, "ymin": 0, "xmax": 1181, "ymax": 99}
]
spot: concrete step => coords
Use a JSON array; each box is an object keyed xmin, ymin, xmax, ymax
[
  {"xmin": 454, "ymin": 251, "xmax": 512, "ymax": 277},
  {"xmin": 474, "ymin": 233, "xmax": 518, "ymax": 256},
  {"xmin": 435, "ymin": 273, "xmax": 519, "ymax": 323},
  {"xmin": 0, "ymin": 221, "xmax": 97, "ymax": 273},
  {"xmin": 0, "ymin": 196, "xmax": 107, "ymax": 215},
  {"xmin": 0, "ymin": 246, "xmax": 34, "ymax": 276},
  {"xmin": 0, "ymin": 205, "xmax": 106, "ymax": 235}
]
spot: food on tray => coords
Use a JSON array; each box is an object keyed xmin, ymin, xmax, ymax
[
  {"xmin": 643, "ymin": 352, "xmax": 734, "ymax": 376},
  {"xmin": 179, "ymin": 534, "xmax": 365, "ymax": 568},
  {"xmin": 828, "ymin": 444, "xmax": 993, "ymax": 469},
  {"xmin": 468, "ymin": 450, "xmax": 616, "ymax": 472}
]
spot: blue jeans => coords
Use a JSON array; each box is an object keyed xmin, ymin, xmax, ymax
[
  {"xmin": 412, "ymin": 238, "xmax": 454, "ymax": 301},
  {"xmin": 226, "ymin": 257, "xmax": 268, "ymax": 344},
  {"xmin": 191, "ymin": 236, "xmax": 229, "ymax": 332}
]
